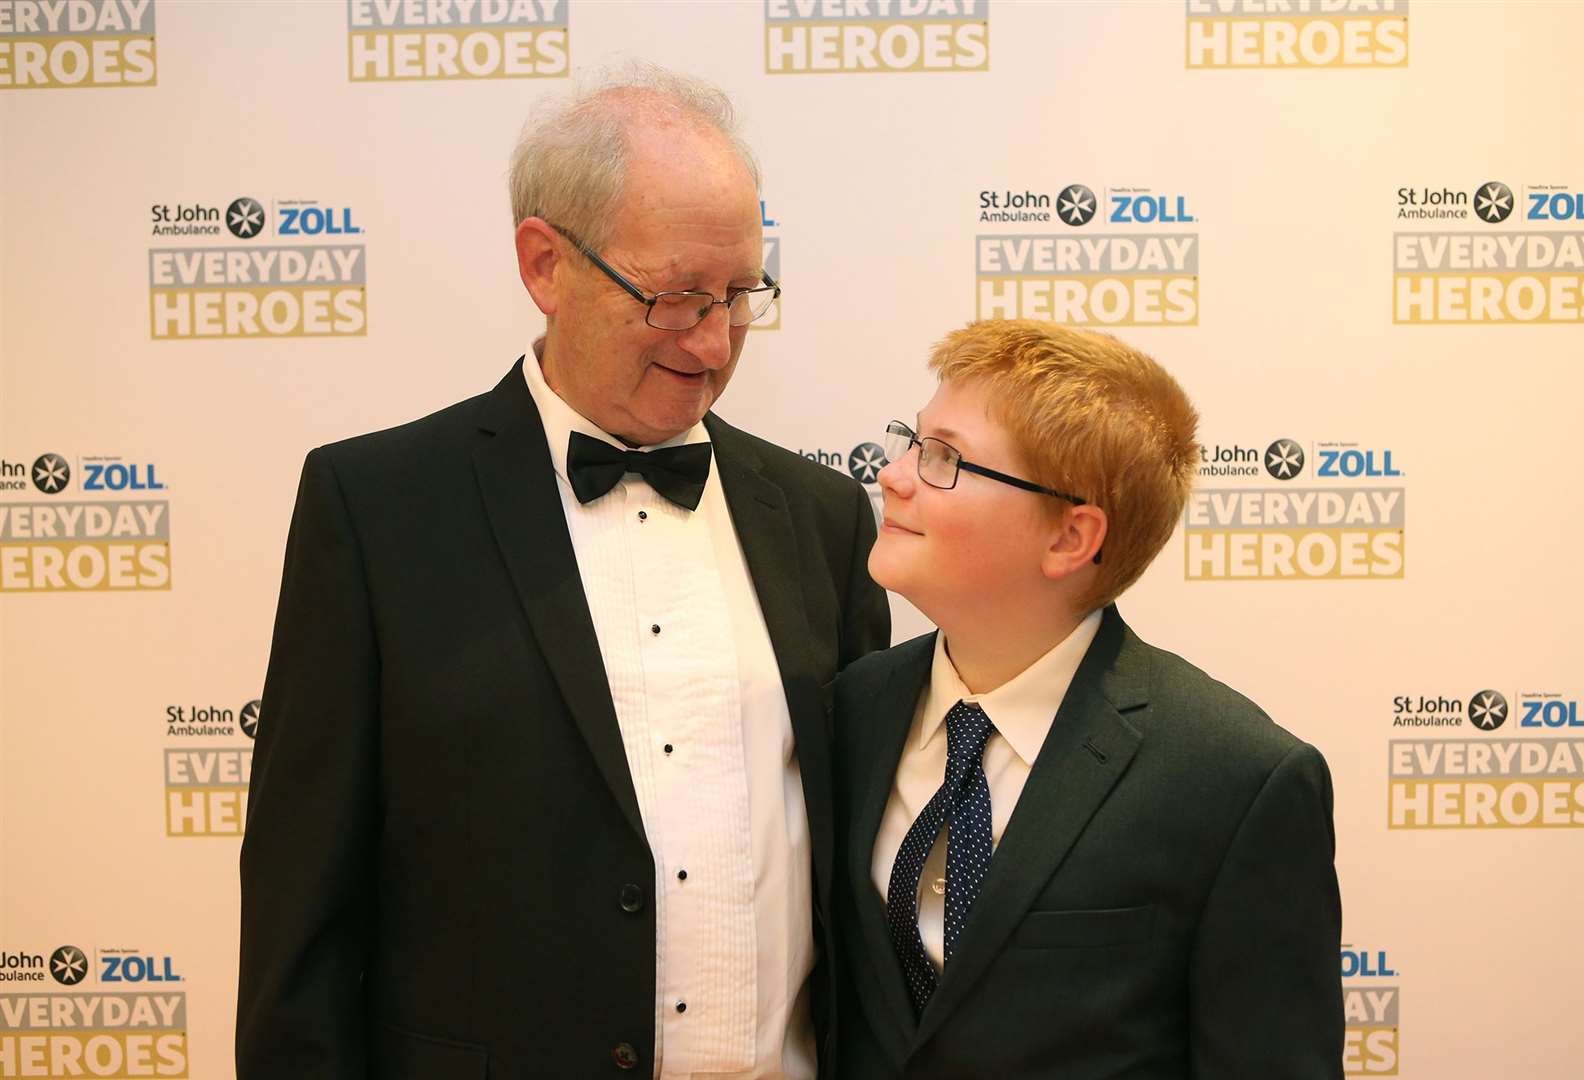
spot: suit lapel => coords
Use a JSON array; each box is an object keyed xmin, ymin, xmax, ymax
[
  {"xmin": 704, "ymin": 415, "xmax": 842, "ymax": 911},
  {"xmin": 847, "ymin": 635, "xmax": 936, "ymax": 1064},
  {"xmin": 913, "ymin": 607, "xmax": 1148, "ymax": 1050},
  {"xmin": 471, "ymin": 359, "xmax": 644, "ymax": 841}
]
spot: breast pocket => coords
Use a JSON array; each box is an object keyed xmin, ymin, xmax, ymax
[{"xmin": 1010, "ymin": 904, "xmax": 1154, "ymax": 949}]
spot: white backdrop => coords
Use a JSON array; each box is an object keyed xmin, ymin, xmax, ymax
[{"xmin": 3, "ymin": 1, "xmax": 1582, "ymax": 1076}]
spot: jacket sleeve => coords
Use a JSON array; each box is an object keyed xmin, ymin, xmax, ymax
[
  {"xmin": 1189, "ymin": 741, "xmax": 1344, "ymax": 1080},
  {"xmin": 839, "ymin": 480, "xmax": 891, "ymax": 668},
  {"xmin": 237, "ymin": 448, "xmax": 380, "ymax": 1079}
]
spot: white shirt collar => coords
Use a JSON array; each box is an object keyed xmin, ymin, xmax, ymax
[
  {"xmin": 918, "ymin": 608, "xmax": 1105, "ymax": 766},
  {"xmin": 521, "ymin": 338, "xmax": 711, "ymax": 488}
]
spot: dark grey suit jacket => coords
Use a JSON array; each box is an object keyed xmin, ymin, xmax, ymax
[
  {"xmin": 834, "ymin": 606, "xmax": 1342, "ymax": 1079},
  {"xmin": 237, "ymin": 358, "xmax": 890, "ymax": 1079}
]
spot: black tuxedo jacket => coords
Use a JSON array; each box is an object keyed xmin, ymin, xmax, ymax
[
  {"xmin": 834, "ymin": 607, "xmax": 1342, "ymax": 1080},
  {"xmin": 237, "ymin": 359, "xmax": 890, "ymax": 1079}
]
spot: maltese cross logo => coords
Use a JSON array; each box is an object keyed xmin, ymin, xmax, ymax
[{"xmin": 1468, "ymin": 690, "xmax": 1507, "ymax": 731}]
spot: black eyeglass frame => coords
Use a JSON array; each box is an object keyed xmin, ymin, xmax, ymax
[
  {"xmin": 549, "ymin": 223, "xmax": 780, "ymax": 330},
  {"xmin": 886, "ymin": 421, "xmax": 1086, "ymax": 503},
  {"xmin": 885, "ymin": 420, "xmax": 1102, "ymax": 563}
]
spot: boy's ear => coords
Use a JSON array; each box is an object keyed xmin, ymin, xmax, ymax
[{"xmin": 1041, "ymin": 504, "xmax": 1107, "ymax": 581}]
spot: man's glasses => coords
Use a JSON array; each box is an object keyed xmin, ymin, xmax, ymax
[
  {"xmin": 550, "ymin": 223, "xmax": 780, "ymax": 331},
  {"xmin": 883, "ymin": 421, "xmax": 1087, "ymax": 503}
]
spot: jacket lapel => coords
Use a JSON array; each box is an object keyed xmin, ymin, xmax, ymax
[
  {"xmin": 471, "ymin": 359, "xmax": 645, "ymax": 841},
  {"xmin": 913, "ymin": 606, "xmax": 1148, "ymax": 1050},
  {"xmin": 704, "ymin": 415, "xmax": 840, "ymax": 910},
  {"xmin": 847, "ymin": 635, "xmax": 936, "ymax": 1065}
]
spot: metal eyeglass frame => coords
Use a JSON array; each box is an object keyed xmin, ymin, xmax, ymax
[{"xmin": 548, "ymin": 223, "xmax": 780, "ymax": 330}]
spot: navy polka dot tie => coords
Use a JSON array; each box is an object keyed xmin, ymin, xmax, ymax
[{"xmin": 885, "ymin": 700, "xmax": 996, "ymax": 1015}]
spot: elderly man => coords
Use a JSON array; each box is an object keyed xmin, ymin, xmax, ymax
[{"xmin": 237, "ymin": 67, "xmax": 889, "ymax": 1079}]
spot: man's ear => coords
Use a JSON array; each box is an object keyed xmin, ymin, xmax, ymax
[
  {"xmin": 1041, "ymin": 504, "xmax": 1107, "ymax": 581},
  {"xmin": 515, "ymin": 217, "xmax": 562, "ymax": 315}
]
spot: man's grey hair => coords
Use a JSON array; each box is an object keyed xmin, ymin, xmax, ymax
[{"xmin": 508, "ymin": 61, "xmax": 762, "ymax": 251}]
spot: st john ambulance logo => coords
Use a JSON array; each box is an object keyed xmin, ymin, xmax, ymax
[
  {"xmin": 240, "ymin": 700, "xmax": 261, "ymax": 740},
  {"xmin": 150, "ymin": 189, "xmax": 366, "ymax": 339},
  {"xmin": 1469, "ymin": 690, "xmax": 1508, "ymax": 731},
  {"xmin": 848, "ymin": 442, "xmax": 888, "ymax": 485},
  {"xmin": 226, "ymin": 197, "xmax": 265, "ymax": 239},
  {"xmin": 50, "ymin": 945, "xmax": 88, "ymax": 986},
  {"xmin": 1264, "ymin": 439, "xmax": 1304, "ymax": 480},
  {"xmin": 31, "ymin": 453, "xmax": 70, "ymax": 493},
  {"xmin": 1474, "ymin": 182, "xmax": 1513, "ymax": 224},
  {"xmin": 1057, "ymin": 184, "xmax": 1097, "ymax": 226}
]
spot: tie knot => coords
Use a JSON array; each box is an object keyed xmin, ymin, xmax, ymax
[{"xmin": 944, "ymin": 700, "xmax": 994, "ymax": 778}]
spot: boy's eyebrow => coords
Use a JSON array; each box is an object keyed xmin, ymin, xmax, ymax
[{"xmin": 916, "ymin": 413, "xmax": 965, "ymax": 443}]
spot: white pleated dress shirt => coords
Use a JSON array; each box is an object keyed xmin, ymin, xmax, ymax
[
  {"xmin": 523, "ymin": 353, "xmax": 815, "ymax": 1079},
  {"xmin": 871, "ymin": 610, "xmax": 1103, "ymax": 970}
]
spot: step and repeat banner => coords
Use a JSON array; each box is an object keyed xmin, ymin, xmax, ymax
[{"xmin": 2, "ymin": 1, "xmax": 1581, "ymax": 1077}]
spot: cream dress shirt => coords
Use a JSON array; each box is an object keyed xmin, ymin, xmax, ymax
[{"xmin": 524, "ymin": 352, "xmax": 814, "ymax": 1079}]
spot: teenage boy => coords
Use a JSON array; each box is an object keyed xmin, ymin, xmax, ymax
[{"xmin": 835, "ymin": 319, "xmax": 1342, "ymax": 1079}]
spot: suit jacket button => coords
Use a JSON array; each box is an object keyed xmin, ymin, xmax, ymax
[
  {"xmin": 613, "ymin": 1042, "xmax": 639, "ymax": 1070},
  {"xmin": 619, "ymin": 883, "xmax": 644, "ymax": 913}
]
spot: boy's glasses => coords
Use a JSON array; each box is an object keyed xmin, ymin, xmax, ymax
[{"xmin": 883, "ymin": 421, "xmax": 1087, "ymax": 503}]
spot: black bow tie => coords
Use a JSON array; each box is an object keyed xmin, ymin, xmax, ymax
[{"xmin": 566, "ymin": 431, "xmax": 713, "ymax": 511}]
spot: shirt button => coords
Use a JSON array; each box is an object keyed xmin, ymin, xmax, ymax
[
  {"xmin": 675, "ymin": 1000, "xmax": 687, "ymax": 1014},
  {"xmin": 676, "ymin": 869, "xmax": 687, "ymax": 881},
  {"xmin": 663, "ymin": 743, "xmax": 674, "ymax": 755},
  {"xmin": 618, "ymin": 884, "xmax": 644, "ymax": 913},
  {"xmin": 637, "ymin": 510, "xmax": 648, "ymax": 521},
  {"xmin": 650, "ymin": 623, "xmax": 661, "ymax": 635},
  {"xmin": 612, "ymin": 1042, "xmax": 639, "ymax": 1070}
]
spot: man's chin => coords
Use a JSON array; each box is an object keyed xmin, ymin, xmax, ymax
[{"xmin": 628, "ymin": 401, "xmax": 713, "ymax": 445}]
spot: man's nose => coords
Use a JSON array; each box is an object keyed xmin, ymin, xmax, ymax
[{"xmin": 675, "ymin": 302, "xmax": 734, "ymax": 369}]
